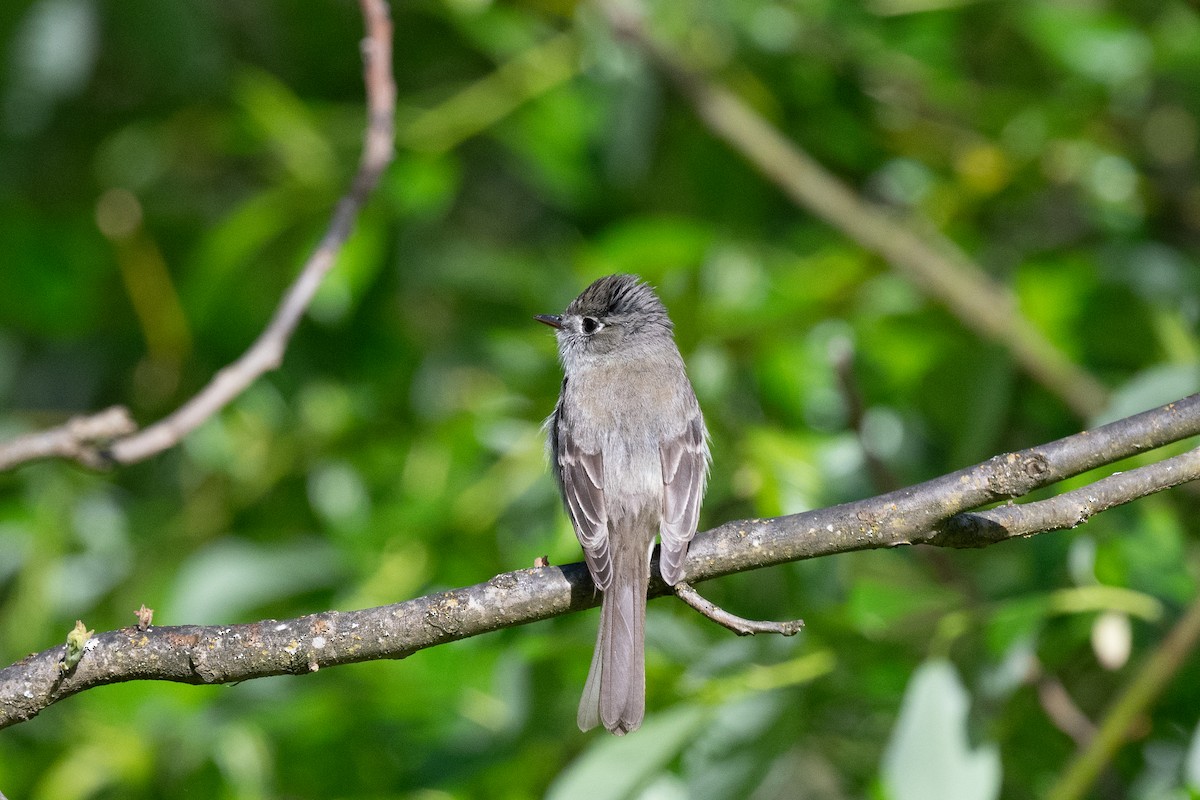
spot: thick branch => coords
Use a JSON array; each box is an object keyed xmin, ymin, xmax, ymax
[
  {"xmin": 0, "ymin": 563, "xmax": 594, "ymax": 730},
  {"xmin": 597, "ymin": 3, "xmax": 1107, "ymax": 419},
  {"xmin": 2, "ymin": 394, "xmax": 1196, "ymax": 729},
  {"xmin": 0, "ymin": 0, "xmax": 396, "ymax": 472}
]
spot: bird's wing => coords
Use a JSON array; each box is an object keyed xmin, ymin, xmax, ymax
[
  {"xmin": 658, "ymin": 412, "xmax": 709, "ymax": 585},
  {"xmin": 554, "ymin": 408, "xmax": 612, "ymax": 590}
]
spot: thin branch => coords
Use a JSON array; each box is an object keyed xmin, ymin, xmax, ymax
[
  {"xmin": 596, "ymin": 3, "xmax": 1107, "ymax": 419},
  {"xmin": 2, "ymin": 394, "xmax": 1197, "ymax": 729},
  {"xmin": 0, "ymin": 0, "xmax": 396, "ymax": 472},
  {"xmin": 932, "ymin": 445, "xmax": 1200, "ymax": 546},
  {"xmin": 107, "ymin": 0, "xmax": 395, "ymax": 464},
  {"xmin": 1027, "ymin": 656, "xmax": 1097, "ymax": 750},
  {"xmin": 0, "ymin": 407, "xmax": 136, "ymax": 471},
  {"xmin": 691, "ymin": 394, "xmax": 1200, "ymax": 580},
  {"xmin": 674, "ymin": 581, "xmax": 804, "ymax": 636}
]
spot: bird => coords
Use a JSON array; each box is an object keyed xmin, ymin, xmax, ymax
[{"xmin": 537, "ymin": 274, "xmax": 710, "ymax": 735}]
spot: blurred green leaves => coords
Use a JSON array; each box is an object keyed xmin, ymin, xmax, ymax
[
  {"xmin": 546, "ymin": 706, "xmax": 710, "ymax": 800},
  {"xmin": 167, "ymin": 536, "xmax": 342, "ymax": 624}
]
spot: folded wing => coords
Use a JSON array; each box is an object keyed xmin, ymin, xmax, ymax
[
  {"xmin": 554, "ymin": 407, "xmax": 612, "ymax": 590},
  {"xmin": 658, "ymin": 413, "xmax": 709, "ymax": 585}
]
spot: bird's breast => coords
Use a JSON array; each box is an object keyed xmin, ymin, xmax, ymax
[{"xmin": 564, "ymin": 361, "xmax": 691, "ymax": 514}]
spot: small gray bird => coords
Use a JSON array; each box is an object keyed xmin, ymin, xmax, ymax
[{"xmin": 537, "ymin": 274, "xmax": 710, "ymax": 735}]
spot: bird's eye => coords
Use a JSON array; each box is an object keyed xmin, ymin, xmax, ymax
[{"xmin": 581, "ymin": 317, "xmax": 601, "ymax": 334}]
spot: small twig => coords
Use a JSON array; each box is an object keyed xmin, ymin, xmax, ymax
[
  {"xmin": 134, "ymin": 604, "xmax": 154, "ymax": 631},
  {"xmin": 1028, "ymin": 656, "xmax": 1097, "ymax": 750},
  {"xmin": 0, "ymin": 0, "xmax": 396, "ymax": 473},
  {"xmin": 0, "ymin": 406, "xmax": 136, "ymax": 470},
  {"xmin": 597, "ymin": 2, "xmax": 1108, "ymax": 419},
  {"xmin": 674, "ymin": 581, "xmax": 804, "ymax": 636}
]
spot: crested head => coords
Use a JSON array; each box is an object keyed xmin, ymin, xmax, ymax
[
  {"xmin": 566, "ymin": 274, "xmax": 670, "ymax": 325},
  {"xmin": 542, "ymin": 274, "xmax": 677, "ymax": 366}
]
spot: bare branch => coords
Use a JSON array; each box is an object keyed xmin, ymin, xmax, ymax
[
  {"xmin": 2, "ymin": 394, "xmax": 1197, "ymax": 729},
  {"xmin": 596, "ymin": 3, "xmax": 1108, "ymax": 419},
  {"xmin": 690, "ymin": 394, "xmax": 1200, "ymax": 579},
  {"xmin": 0, "ymin": 0, "xmax": 396, "ymax": 472},
  {"xmin": 106, "ymin": 0, "xmax": 395, "ymax": 465},
  {"xmin": 1027, "ymin": 656, "xmax": 1097, "ymax": 750},
  {"xmin": 674, "ymin": 582, "xmax": 804, "ymax": 636},
  {"xmin": 0, "ymin": 407, "xmax": 136, "ymax": 471},
  {"xmin": 0, "ymin": 563, "xmax": 590, "ymax": 729},
  {"xmin": 932, "ymin": 445, "xmax": 1200, "ymax": 546}
]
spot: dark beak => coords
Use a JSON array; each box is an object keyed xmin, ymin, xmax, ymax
[{"xmin": 534, "ymin": 314, "xmax": 563, "ymax": 329}]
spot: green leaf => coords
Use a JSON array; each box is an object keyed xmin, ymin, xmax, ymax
[
  {"xmin": 881, "ymin": 660, "xmax": 1001, "ymax": 800},
  {"xmin": 1186, "ymin": 718, "xmax": 1200, "ymax": 792},
  {"xmin": 546, "ymin": 706, "xmax": 710, "ymax": 800},
  {"xmin": 166, "ymin": 537, "xmax": 344, "ymax": 624},
  {"xmin": 1091, "ymin": 364, "xmax": 1200, "ymax": 427}
]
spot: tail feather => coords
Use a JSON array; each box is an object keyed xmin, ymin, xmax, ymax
[
  {"xmin": 577, "ymin": 539, "xmax": 649, "ymax": 735},
  {"xmin": 577, "ymin": 631, "xmax": 603, "ymax": 732}
]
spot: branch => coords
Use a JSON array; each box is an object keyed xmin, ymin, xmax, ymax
[
  {"xmin": 596, "ymin": 3, "xmax": 1108, "ymax": 419},
  {"xmin": 0, "ymin": 563, "xmax": 593, "ymax": 730},
  {"xmin": 932, "ymin": 446, "xmax": 1200, "ymax": 546},
  {"xmin": 0, "ymin": 407, "xmax": 135, "ymax": 471},
  {"xmin": 2, "ymin": 394, "xmax": 1197, "ymax": 729},
  {"xmin": 674, "ymin": 582, "xmax": 804, "ymax": 636},
  {"xmin": 0, "ymin": 0, "xmax": 396, "ymax": 472},
  {"xmin": 1028, "ymin": 657, "xmax": 1097, "ymax": 750},
  {"xmin": 692, "ymin": 394, "xmax": 1200, "ymax": 578}
]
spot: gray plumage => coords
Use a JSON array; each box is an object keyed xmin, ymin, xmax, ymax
[{"xmin": 537, "ymin": 274, "xmax": 710, "ymax": 735}]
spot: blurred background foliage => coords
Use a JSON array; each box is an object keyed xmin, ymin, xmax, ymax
[{"xmin": 0, "ymin": 0, "xmax": 1199, "ymax": 797}]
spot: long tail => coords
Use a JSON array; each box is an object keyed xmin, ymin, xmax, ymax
[{"xmin": 577, "ymin": 540, "xmax": 649, "ymax": 735}]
